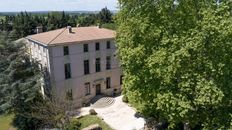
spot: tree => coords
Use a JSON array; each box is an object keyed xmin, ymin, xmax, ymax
[
  {"xmin": 0, "ymin": 33, "xmax": 75, "ymax": 129},
  {"xmin": 98, "ymin": 7, "xmax": 113, "ymax": 23},
  {"xmin": 117, "ymin": 0, "xmax": 232, "ymax": 129}
]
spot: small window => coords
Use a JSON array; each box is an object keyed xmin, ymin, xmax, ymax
[
  {"xmin": 43, "ymin": 47, "xmax": 46, "ymax": 52},
  {"xmin": 85, "ymin": 82, "xmax": 90, "ymax": 96},
  {"xmin": 95, "ymin": 42, "xmax": 100, "ymax": 51},
  {"xmin": 83, "ymin": 44, "xmax": 88, "ymax": 52},
  {"xmin": 65, "ymin": 63, "xmax": 71, "ymax": 79},
  {"xmin": 106, "ymin": 77, "xmax": 111, "ymax": 89},
  {"xmin": 84, "ymin": 60, "xmax": 90, "ymax": 75},
  {"xmin": 120, "ymin": 75, "xmax": 124, "ymax": 85},
  {"xmin": 95, "ymin": 58, "xmax": 101, "ymax": 72},
  {"xmin": 107, "ymin": 41, "xmax": 111, "ymax": 49},
  {"xmin": 63, "ymin": 46, "xmax": 69, "ymax": 55},
  {"xmin": 106, "ymin": 56, "xmax": 111, "ymax": 70}
]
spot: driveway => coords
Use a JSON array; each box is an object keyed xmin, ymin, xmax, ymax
[{"xmin": 94, "ymin": 96, "xmax": 145, "ymax": 130}]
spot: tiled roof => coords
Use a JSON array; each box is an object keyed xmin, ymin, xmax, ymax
[{"xmin": 27, "ymin": 26, "xmax": 116, "ymax": 46}]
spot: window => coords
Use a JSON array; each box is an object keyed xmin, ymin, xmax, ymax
[
  {"xmin": 85, "ymin": 82, "xmax": 90, "ymax": 95},
  {"xmin": 120, "ymin": 75, "xmax": 124, "ymax": 85},
  {"xmin": 65, "ymin": 89, "xmax": 73, "ymax": 100},
  {"xmin": 84, "ymin": 60, "xmax": 90, "ymax": 75},
  {"xmin": 64, "ymin": 63, "xmax": 71, "ymax": 79},
  {"xmin": 63, "ymin": 46, "xmax": 69, "ymax": 55},
  {"xmin": 83, "ymin": 44, "xmax": 88, "ymax": 52},
  {"xmin": 107, "ymin": 41, "xmax": 111, "ymax": 49},
  {"xmin": 106, "ymin": 56, "xmax": 111, "ymax": 70},
  {"xmin": 106, "ymin": 77, "xmax": 111, "ymax": 89},
  {"xmin": 95, "ymin": 42, "xmax": 100, "ymax": 51},
  {"xmin": 95, "ymin": 58, "xmax": 101, "ymax": 72}
]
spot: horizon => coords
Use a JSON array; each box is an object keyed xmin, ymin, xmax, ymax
[
  {"xmin": 0, "ymin": 10, "xmax": 118, "ymax": 13},
  {"xmin": 0, "ymin": 0, "xmax": 118, "ymax": 12}
]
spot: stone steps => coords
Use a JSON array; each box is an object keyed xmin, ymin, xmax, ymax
[{"xmin": 90, "ymin": 96, "xmax": 115, "ymax": 108}]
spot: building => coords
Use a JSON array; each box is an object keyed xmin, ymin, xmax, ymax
[{"xmin": 26, "ymin": 26, "xmax": 123, "ymax": 108}]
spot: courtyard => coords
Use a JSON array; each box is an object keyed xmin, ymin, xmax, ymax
[{"xmin": 78, "ymin": 95, "xmax": 145, "ymax": 130}]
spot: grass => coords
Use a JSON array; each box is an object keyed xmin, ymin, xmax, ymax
[
  {"xmin": 77, "ymin": 115, "xmax": 113, "ymax": 130},
  {"xmin": 0, "ymin": 115, "xmax": 16, "ymax": 130}
]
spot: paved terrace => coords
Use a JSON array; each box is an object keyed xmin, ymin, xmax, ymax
[{"xmin": 78, "ymin": 96, "xmax": 145, "ymax": 130}]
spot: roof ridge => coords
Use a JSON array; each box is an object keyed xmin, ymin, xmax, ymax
[{"xmin": 47, "ymin": 28, "xmax": 67, "ymax": 45}]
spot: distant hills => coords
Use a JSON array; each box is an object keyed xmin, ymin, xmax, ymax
[{"xmin": 0, "ymin": 10, "xmax": 118, "ymax": 16}]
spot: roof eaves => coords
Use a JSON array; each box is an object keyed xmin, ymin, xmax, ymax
[{"xmin": 26, "ymin": 37, "xmax": 48, "ymax": 47}]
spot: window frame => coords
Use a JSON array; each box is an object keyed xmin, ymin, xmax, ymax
[
  {"xmin": 63, "ymin": 46, "xmax": 69, "ymax": 56},
  {"xmin": 106, "ymin": 56, "xmax": 111, "ymax": 70},
  {"xmin": 85, "ymin": 82, "xmax": 91, "ymax": 96},
  {"xmin": 106, "ymin": 41, "xmax": 111, "ymax": 49},
  {"xmin": 95, "ymin": 42, "xmax": 100, "ymax": 51},
  {"xmin": 64, "ymin": 63, "xmax": 71, "ymax": 79},
  {"xmin": 95, "ymin": 58, "xmax": 101, "ymax": 72},
  {"xmin": 84, "ymin": 60, "xmax": 90, "ymax": 75},
  {"xmin": 83, "ymin": 44, "xmax": 88, "ymax": 52},
  {"xmin": 106, "ymin": 77, "xmax": 111, "ymax": 89}
]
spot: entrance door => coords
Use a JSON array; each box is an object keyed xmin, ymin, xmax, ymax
[{"xmin": 96, "ymin": 84, "xmax": 101, "ymax": 95}]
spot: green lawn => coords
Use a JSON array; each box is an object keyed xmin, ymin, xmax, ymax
[
  {"xmin": 78, "ymin": 115, "xmax": 113, "ymax": 130},
  {"xmin": 0, "ymin": 115, "xmax": 16, "ymax": 130}
]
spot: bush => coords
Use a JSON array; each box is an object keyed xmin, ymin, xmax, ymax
[
  {"xmin": 122, "ymin": 95, "xmax": 128, "ymax": 103},
  {"xmin": 89, "ymin": 109, "xmax": 97, "ymax": 115},
  {"xmin": 65, "ymin": 119, "xmax": 81, "ymax": 130}
]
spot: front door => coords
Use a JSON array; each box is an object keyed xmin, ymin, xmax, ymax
[{"xmin": 96, "ymin": 84, "xmax": 101, "ymax": 95}]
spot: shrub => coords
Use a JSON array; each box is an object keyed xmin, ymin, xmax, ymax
[
  {"xmin": 65, "ymin": 119, "xmax": 81, "ymax": 130},
  {"xmin": 122, "ymin": 95, "xmax": 128, "ymax": 103},
  {"xmin": 89, "ymin": 109, "xmax": 97, "ymax": 115}
]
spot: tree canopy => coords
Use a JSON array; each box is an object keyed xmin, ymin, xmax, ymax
[
  {"xmin": 117, "ymin": 0, "xmax": 232, "ymax": 129},
  {"xmin": 0, "ymin": 8, "xmax": 115, "ymax": 40}
]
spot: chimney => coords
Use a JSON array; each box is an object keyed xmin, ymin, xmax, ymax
[
  {"xmin": 67, "ymin": 26, "xmax": 72, "ymax": 33},
  {"xmin": 36, "ymin": 26, "xmax": 43, "ymax": 34}
]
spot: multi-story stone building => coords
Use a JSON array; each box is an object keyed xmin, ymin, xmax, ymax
[{"xmin": 26, "ymin": 26, "xmax": 122, "ymax": 108}]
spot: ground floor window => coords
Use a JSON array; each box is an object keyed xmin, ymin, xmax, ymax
[
  {"xmin": 106, "ymin": 77, "xmax": 111, "ymax": 89},
  {"xmin": 85, "ymin": 82, "xmax": 90, "ymax": 96}
]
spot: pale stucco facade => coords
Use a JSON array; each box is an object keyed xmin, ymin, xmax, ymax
[{"xmin": 26, "ymin": 27, "xmax": 122, "ymax": 108}]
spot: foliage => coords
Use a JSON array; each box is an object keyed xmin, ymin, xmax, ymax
[
  {"xmin": 117, "ymin": 0, "xmax": 232, "ymax": 129},
  {"xmin": 0, "ymin": 115, "xmax": 16, "ymax": 130},
  {"xmin": 101, "ymin": 23, "xmax": 116, "ymax": 30},
  {"xmin": 77, "ymin": 115, "xmax": 113, "ymax": 130},
  {"xmin": 122, "ymin": 95, "xmax": 128, "ymax": 103},
  {"xmin": 65, "ymin": 118, "xmax": 81, "ymax": 130},
  {"xmin": 0, "ymin": 8, "xmax": 115, "ymax": 39},
  {"xmin": 77, "ymin": 7, "xmax": 113, "ymax": 27},
  {"xmin": 0, "ymin": 32, "xmax": 45, "ymax": 129},
  {"xmin": 0, "ymin": 33, "xmax": 75, "ymax": 129},
  {"xmin": 97, "ymin": 7, "xmax": 113, "ymax": 23}
]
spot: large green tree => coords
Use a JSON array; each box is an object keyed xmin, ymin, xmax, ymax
[
  {"xmin": 117, "ymin": 0, "xmax": 232, "ymax": 129},
  {"xmin": 0, "ymin": 33, "xmax": 75, "ymax": 129}
]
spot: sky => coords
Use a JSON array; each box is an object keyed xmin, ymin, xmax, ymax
[{"xmin": 0, "ymin": 0, "xmax": 118, "ymax": 12}]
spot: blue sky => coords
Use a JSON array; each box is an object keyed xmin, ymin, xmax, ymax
[{"xmin": 0, "ymin": 0, "xmax": 118, "ymax": 12}]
